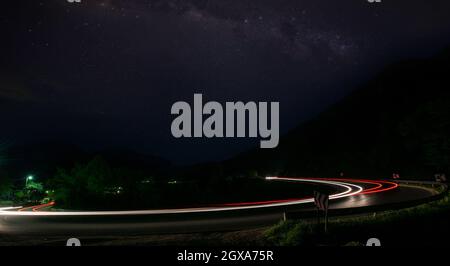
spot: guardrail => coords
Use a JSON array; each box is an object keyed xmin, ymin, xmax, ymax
[{"xmin": 395, "ymin": 179, "xmax": 448, "ymax": 187}]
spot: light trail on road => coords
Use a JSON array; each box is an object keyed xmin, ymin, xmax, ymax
[
  {"xmin": 18, "ymin": 202, "xmax": 55, "ymax": 212},
  {"xmin": 0, "ymin": 177, "xmax": 369, "ymax": 216},
  {"xmin": 0, "ymin": 178, "xmax": 440, "ymax": 238},
  {"xmin": 0, "ymin": 207, "xmax": 22, "ymax": 211}
]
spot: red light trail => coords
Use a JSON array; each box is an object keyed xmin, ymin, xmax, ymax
[{"xmin": 1, "ymin": 178, "xmax": 398, "ymax": 216}]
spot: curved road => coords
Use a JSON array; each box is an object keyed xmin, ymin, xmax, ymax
[{"xmin": 0, "ymin": 177, "xmax": 440, "ymax": 237}]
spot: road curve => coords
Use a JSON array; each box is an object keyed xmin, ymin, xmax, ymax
[
  {"xmin": 0, "ymin": 177, "xmax": 439, "ymax": 236},
  {"xmin": 0, "ymin": 178, "xmax": 364, "ymax": 216}
]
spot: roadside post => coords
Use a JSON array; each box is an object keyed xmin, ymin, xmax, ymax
[{"xmin": 314, "ymin": 191, "xmax": 330, "ymax": 232}]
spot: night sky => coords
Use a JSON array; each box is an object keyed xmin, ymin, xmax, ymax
[{"xmin": 1, "ymin": 0, "xmax": 450, "ymax": 164}]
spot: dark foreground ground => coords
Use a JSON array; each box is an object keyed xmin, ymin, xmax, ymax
[{"xmin": 1, "ymin": 203, "xmax": 450, "ymax": 247}]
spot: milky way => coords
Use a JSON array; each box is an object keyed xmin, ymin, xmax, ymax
[{"xmin": 1, "ymin": 0, "xmax": 450, "ymax": 163}]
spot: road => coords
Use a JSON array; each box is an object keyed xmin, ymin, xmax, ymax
[{"xmin": 0, "ymin": 177, "xmax": 440, "ymax": 238}]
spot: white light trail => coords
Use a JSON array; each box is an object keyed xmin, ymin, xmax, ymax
[{"xmin": 0, "ymin": 177, "xmax": 363, "ymax": 217}]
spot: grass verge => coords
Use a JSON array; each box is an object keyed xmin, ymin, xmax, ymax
[{"xmin": 265, "ymin": 188, "xmax": 450, "ymax": 246}]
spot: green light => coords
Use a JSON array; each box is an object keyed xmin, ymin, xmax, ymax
[{"xmin": 25, "ymin": 175, "xmax": 34, "ymax": 187}]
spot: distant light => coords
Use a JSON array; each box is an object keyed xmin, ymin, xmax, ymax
[{"xmin": 27, "ymin": 175, "xmax": 33, "ymax": 180}]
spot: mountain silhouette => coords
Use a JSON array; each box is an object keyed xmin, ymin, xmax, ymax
[{"xmin": 226, "ymin": 48, "xmax": 450, "ymax": 179}]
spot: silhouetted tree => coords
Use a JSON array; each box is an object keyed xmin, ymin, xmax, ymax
[
  {"xmin": 0, "ymin": 171, "xmax": 13, "ymax": 200},
  {"xmin": 49, "ymin": 156, "xmax": 113, "ymax": 208},
  {"xmin": 399, "ymin": 96, "xmax": 450, "ymax": 174}
]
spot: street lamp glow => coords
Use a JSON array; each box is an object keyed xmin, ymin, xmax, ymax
[{"xmin": 25, "ymin": 175, "xmax": 34, "ymax": 187}]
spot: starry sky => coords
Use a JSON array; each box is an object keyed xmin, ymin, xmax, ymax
[{"xmin": 1, "ymin": 0, "xmax": 450, "ymax": 164}]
